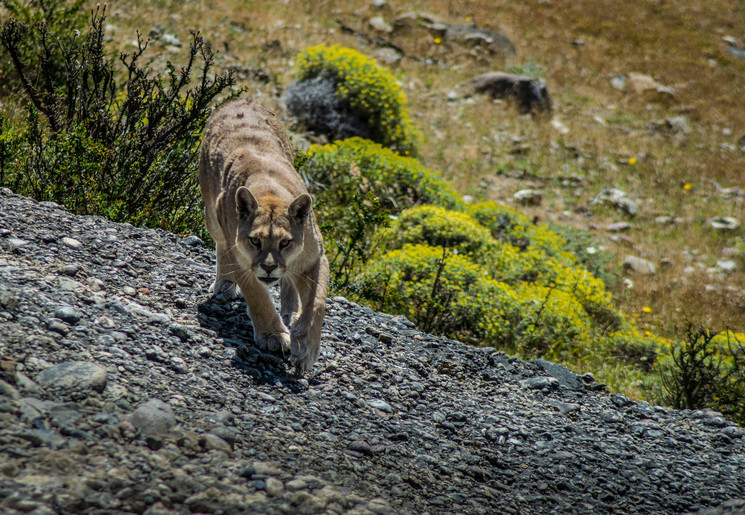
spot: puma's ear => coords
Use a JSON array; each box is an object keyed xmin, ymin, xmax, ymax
[
  {"xmin": 288, "ymin": 193, "xmax": 312, "ymax": 221},
  {"xmin": 235, "ymin": 187, "xmax": 258, "ymax": 216}
]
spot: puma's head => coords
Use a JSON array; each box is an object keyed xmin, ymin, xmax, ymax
[{"xmin": 233, "ymin": 186, "xmax": 311, "ymax": 287}]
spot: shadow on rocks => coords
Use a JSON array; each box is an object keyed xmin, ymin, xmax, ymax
[{"xmin": 196, "ymin": 294, "xmax": 311, "ymax": 392}]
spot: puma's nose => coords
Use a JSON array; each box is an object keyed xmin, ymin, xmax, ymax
[{"xmin": 261, "ymin": 263, "xmax": 278, "ymax": 274}]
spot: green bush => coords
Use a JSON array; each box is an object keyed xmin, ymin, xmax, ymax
[
  {"xmin": 0, "ymin": 0, "xmax": 87, "ymax": 97},
  {"xmin": 0, "ymin": 5, "xmax": 235, "ymax": 235},
  {"xmin": 605, "ymin": 327, "xmax": 665, "ymax": 372},
  {"xmin": 513, "ymin": 283, "xmax": 591, "ymax": 359},
  {"xmin": 468, "ymin": 201, "xmax": 574, "ymax": 263},
  {"xmin": 293, "ymin": 45, "xmax": 422, "ymax": 155},
  {"xmin": 374, "ymin": 203, "xmax": 619, "ymax": 327},
  {"xmin": 356, "ymin": 244, "xmax": 520, "ymax": 345},
  {"xmin": 379, "ymin": 205, "xmax": 494, "ymax": 256},
  {"xmin": 303, "ymin": 138, "xmax": 461, "ymax": 211},
  {"xmin": 656, "ymin": 326, "xmax": 745, "ymax": 424},
  {"xmin": 299, "ymin": 138, "xmax": 461, "ymax": 290}
]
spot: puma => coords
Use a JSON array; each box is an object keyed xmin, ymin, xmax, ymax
[{"xmin": 198, "ymin": 98, "xmax": 329, "ymax": 374}]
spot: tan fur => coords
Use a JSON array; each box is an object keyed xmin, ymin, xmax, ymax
[{"xmin": 198, "ymin": 98, "xmax": 329, "ymax": 374}]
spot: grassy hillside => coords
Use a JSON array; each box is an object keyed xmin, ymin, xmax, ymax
[
  {"xmin": 86, "ymin": 0, "xmax": 745, "ymax": 339},
  {"xmin": 2, "ymin": 0, "xmax": 745, "ymax": 406}
]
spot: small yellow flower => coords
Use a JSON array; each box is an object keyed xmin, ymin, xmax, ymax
[
  {"xmin": 433, "ymin": 37, "xmax": 442, "ymax": 44},
  {"xmin": 683, "ymin": 183, "xmax": 692, "ymax": 190},
  {"xmin": 629, "ymin": 157, "xmax": 637, "ymax": 165},
  {"xmin": 644, "ymin": 330, "xmax": 652, "ymax": 336},
  {"xmin": 465, "ymin": 17, "xmax": 472, "ymax": 22},
  {"xmin": 642, "ymin": 306, "xmax": 652, "ymax": 313}
]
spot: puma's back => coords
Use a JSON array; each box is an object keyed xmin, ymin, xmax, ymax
[{"xmin": 198, "ymin": 98, "xmax": 329, "ymax": 374}]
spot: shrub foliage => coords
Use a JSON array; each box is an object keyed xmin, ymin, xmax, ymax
[
  {"xmin": 0, "ymin": 4, "xmax": 234, "ymax": 234},
  {"xmin": 656, "ymin": 326, "xmax": 745, "ymax": 424},
  {"xmin": 291, "ymin": 45, "xmax": 421, "ymax": 155},
  {"xmin": 299, "ymin": 138, "xmax": 460, "ymax": 289}
]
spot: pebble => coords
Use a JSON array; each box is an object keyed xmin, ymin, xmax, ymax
[
  {"xmin": 54, "ymin": 306, "xmax": 82, "ymax": 325},
  {"xmin": 367, "ymin": 398, "xmax": 393, "ymax": 412}
]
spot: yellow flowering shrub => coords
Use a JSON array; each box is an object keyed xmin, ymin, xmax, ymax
[
  {"xmin": 513, "ymin": 283, "xmax": 592, "ymax": 359},
  {"xmin": 379, "ymin": 205, "xmax": 494, "ymax": 256},
  {"xmin": 356, "ymin": 243, "xmax": 601, "ymax": 360},
  {"xmin": 468, "ymin": 201, "xmax": 574, "ymax": 264},
  {"xmin": 302, "ymin": 138, "xmax": 461, "ymax": 211},
  {"xmin": 356, "ymin": 244, "xmax": 521, "ymax": 345},
  {"xmin": 294, "ymin": 45, "xmax": 422, "ymax": 155},
  {"xmin": 374, "ymin": 202, "xmax": 618, "ymax": 327},
  {"xmin": 490, "ymin": 249, "xmax": 617, "ymax": 323}
]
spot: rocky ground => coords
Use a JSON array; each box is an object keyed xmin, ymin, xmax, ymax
[{"xmin": 0, "ymin": 186, "xmax": 744, "ymax": 514}]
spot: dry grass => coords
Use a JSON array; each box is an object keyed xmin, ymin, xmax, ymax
[{"xmin": 71, "ymin": 0, "xmax": 745, "ymax": 338}]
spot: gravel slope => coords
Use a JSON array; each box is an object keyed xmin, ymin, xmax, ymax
[{"xmin": 0, "ymin": 187, "xmax": 744, "ymax": 514}]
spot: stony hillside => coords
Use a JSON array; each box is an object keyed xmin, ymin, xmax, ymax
[{"xmin": 1, "ymin": 190, "xmax": 745, "ymax": 514}]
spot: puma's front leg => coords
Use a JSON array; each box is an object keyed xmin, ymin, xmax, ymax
[
  {"xmin": 211, "ymin": 242, "xmax": 241, "ymax": 298},
  {"xmin": 289, "ymin": 255, "xmax": 329, "ymax": 373},
  {"xmin": 280, "ymin": 277, "xmax": 300, "ymax": 328},
  {"xmin": 236, "ymin": 274, "xmax": 290, "ymax": 354}
]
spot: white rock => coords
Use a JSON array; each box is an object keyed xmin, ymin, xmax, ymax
[
  {"xmin": 709, "ymin": 217, "xmax": 740, "ymax": 231},
  {"xmin": 514, "ymin": 189, "xmax": 543, "ymax": 206},
  {"xmin": 61, "ymin": 237, "xmax": 82, "ymax": 248},
  {"xmin": 717, "ymin": 259, "xmax": 738, "ymax": 273},
  {"xmin": 622, "ymin": 255, "xmax": 656, "ymax": 275},
  {"xmin": 369, "ymin": 16, "xmax": 393, "ymax": 33}
]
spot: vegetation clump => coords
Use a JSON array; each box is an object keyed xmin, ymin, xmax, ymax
[
  {"xmin": 0, "ymin": 4, "xmax": 235, "ymax": 235},
  {"xmin": 356, "ymin": 244, "xmax": 521, "ymax": 346},
  {"xmin": 656, "ymin": 326, "xmax": 745, "ymax": 424},
  {"xmin": 299, "ymin": 138, "xmax": 460, "ymax": 289},
  {"xmin": 290, "ymin": 45, "xmax": 422, "ymax": 155}
]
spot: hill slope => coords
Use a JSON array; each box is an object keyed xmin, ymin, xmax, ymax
[{"xmin": 1, "ymin": 189, "xmax": 744, "ymax": 513}]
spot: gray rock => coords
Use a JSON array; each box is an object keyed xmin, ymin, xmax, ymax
[
  {"xmin": 521, "ymin": 376, "xmax": 559, "ymax": 390},
  {"xmin": 369, "ymin": 16, "xmax": 392, "ymax": 33},
  {"xmin": 161, "ymin": 34, "xmax": 181, "ymax": 47},
  {"xmin": 35, "ymin": 361, "xmax": 107, "ymax": 392},
  {"xmin": 60, "ymin": 237, "xmax": 82, "ymax": 248},
  {"xmin": 445, "ymin": 23, "xmax": 516, "ymax": 56},
  {"xmin": 53, "ymin": 306, "xmax": 82, "ymax": 325},
  {"xmin": 128, "ymin": 399, "xmax": 176, "ymax": 436},
  {"xmin": 513, "ymin": 189, "xmax": 543, "ymax": 206},
  {"xmin": 534, "ymin": 359, "xmax": 585, "ymax": 391},
  {"xmin": 180, "ymin": 235, "xmax": 204, "ymax": 247},
  {"xmin": 470, "ymin": 72, "xmax": 551, "ymax": 114},
  {"xmin": 607, "ymin": 222, "xmax": 632, "ymax": 232},
  {"xmin": 367, "ymin": 398, "xmax": 393, "ymax": 412},
  {"xmin": 592, "ymin": 188, "xmax": 639, "ymax": 216}
]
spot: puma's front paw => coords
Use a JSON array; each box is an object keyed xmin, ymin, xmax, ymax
[
  {"xmin": 289, "ymin": 331, "xmax": 320, "ymax": 375},
  {"xmin": 255, "ymin": 331, "xmax": 291, "ymax": 354},
  {"xmin": 210, "ymin": 279, "xmax": 242, "ymax": 299}
]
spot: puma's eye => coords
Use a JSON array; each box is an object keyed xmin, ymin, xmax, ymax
[
  {"xmin": 248, "ymin": 237, "xmax": 261, "ymax": 248},
  {"xmin": 279, "ymin": 239, "xmax": 292, "ymax": 249}
]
